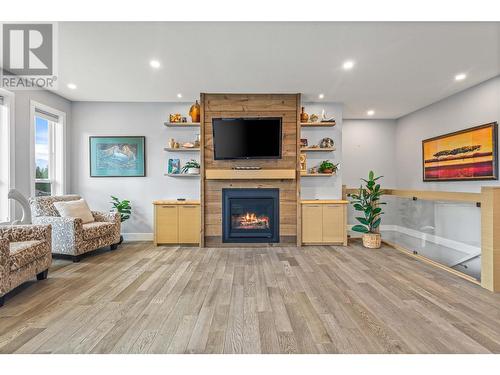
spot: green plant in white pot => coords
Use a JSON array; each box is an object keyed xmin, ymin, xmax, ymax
[
  {"xmin": 181, "ymin": 160, "xmax": 200, "ymax": 175},
  {"xmin": 348, "ymin": 171, "xmax": 385, "ymax": 248}
]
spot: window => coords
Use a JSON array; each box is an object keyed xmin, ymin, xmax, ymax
[
  {"xmin": 0, "ymin": 91, "xmax": 14, "ymax": 223},
  {"xmin": 31, "ymin": 102, "xmax": 65, "ymax": 197}
]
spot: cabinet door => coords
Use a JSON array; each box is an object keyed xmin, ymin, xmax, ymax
[
  {"xmin": 178, "ymin": 205, "xmax": 200, "ymax": 244},
  {"xmin": 156, "ymin": 205, "xmax": 178, "ymax": 244},
  {"xmin": 302, "ymin": 205, "xmax": 323, "ymax": 243},
  {"xmin": 322, "ymin": 204, "xmax": 345, "ymax": 243}
]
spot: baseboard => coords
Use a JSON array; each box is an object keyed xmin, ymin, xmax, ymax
[{"xmin": 122, "ymin": 233, "xmax": 153, "ymax": 241}]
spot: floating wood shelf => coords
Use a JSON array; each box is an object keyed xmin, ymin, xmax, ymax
[
  {"xmin": 300, "ymin": 147, "xmax": 335, "ymax": 152},
  {"xmin": 301, "ymin": 173, "xmax": 336, "ymax": 177},
  {"xmin": 164, "ymin": 147, "xmax": 200, "ymax": 152},
  {"xmin": 205, "ymin": 169, "xmax": 296, "ymax": 180},
  {"xmin": 164, "ymin": 122, "xmax": 200, "ymax": 127},
  {"xmin": 165, "ymin": 173, "xmax": 200, "ymax": 177},
  {"xmin": 300, "ymin": 121, "xmax": 336, "ymax": 127}
]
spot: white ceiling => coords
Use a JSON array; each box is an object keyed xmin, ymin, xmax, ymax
[{"xmin": 56, "ymin": 22, "xmax": 500, "ymax": 119}]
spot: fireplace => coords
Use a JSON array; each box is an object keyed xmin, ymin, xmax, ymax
[{"xmin": 222, "ymin": 188, "xmax": 279, "ymax": 243}]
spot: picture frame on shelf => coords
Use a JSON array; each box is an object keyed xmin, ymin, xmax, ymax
[{"xmin": 168, "ymin": 158, "xmax": 181, "ymax": 174}]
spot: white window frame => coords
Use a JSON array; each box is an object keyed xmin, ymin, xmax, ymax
[
  {"xmin": 0, "ymin": 88, "xmax": 15, "ymax": 223},
  {"xmin": 30, "ymin": 100, "xmax": 66, "ymax": 197}
]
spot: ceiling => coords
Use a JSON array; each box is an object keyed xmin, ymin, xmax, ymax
[{"xmin": 56, "ymin": 22, "xmax": 500, "ymax": 119}]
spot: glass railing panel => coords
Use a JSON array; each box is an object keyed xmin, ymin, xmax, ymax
[{"xmin": 347, "ymin": 194, "xmax": 481, "ymax": 281}]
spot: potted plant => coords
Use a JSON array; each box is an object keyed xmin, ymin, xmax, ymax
[
  {"xmin": 181, "ymin": 160, "xmax": 200, "ymax": 174},
  {"xmin": 110, "ymin": 196, "xmax": 132, "ymax": 244},
  {"xmin": 348, "ymin": 171, "xmax": 385, "ymax": 249},
  {"xmin": 318, "ymin": 160, "xmax": 339, "ymax": 174}
]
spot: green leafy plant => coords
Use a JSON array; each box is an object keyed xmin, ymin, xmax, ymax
[
  {"xmin": 110, "ymin": 196, "xmax": 132, "ymax": 223},
  {"xmin": 318, "ymin": 160, "xmax": 339, "ymax": 173},
  {"xmin": 348, "ymin": 171, "xmax": 385, "ymax": 234},
  {"xmin": 181, "ymin": 159, "xmax": 200, "ymax": 173}
]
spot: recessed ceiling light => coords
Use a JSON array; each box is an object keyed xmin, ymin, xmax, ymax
[
  {"xmin": 67, "ymin": 83, "xmax": 77, "ymax": 90},
  {"xmin": 367, "ymin": 110, "xmax": 375, "ymax": 116},
  {"xmin": 177, "ymin": 93, "xmax": 183, "ymax": 99},
  {"xmin": 342, "ymin": 60, "xmax": 355, "ymax": 70},
  {"xmin": 149, "ymin": 60, "xmax": 161, "ymax": 69},
  {"xmin": 455, "ymin": 73, "xmax": 467, "ymax": 81},
  {"xmin": 318, "ymin": 93, "xmax": 325, "ymax": 99}
]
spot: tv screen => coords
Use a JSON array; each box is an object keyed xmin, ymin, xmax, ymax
[{"xmin": 212, "ymin": 117, "xmax": 282, "ymax": 160}]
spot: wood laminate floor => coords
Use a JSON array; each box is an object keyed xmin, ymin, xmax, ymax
[{"xmin": 1, "ymin": 241, "xmax": 500, "ymax": 354}]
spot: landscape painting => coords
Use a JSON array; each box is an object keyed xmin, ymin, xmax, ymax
[
  {"xmin": 422, "ymin": 123, "xmax": 498, "ymax": 181},
  {"xmin": 90, "ymin": 136, "xmax": 146, "ymax": 177}
]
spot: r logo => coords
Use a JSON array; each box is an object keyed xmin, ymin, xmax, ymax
[{"xmin": 2, "ymin": 23, "xmax": 53, "ymax": 76}]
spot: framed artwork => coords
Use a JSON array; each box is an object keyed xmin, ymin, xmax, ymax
[
  {"xmin": 89, "ymin": 136, "xmax": 146, "ymax": 177},
  {"xmin": 168, "ymin": 158, "xmax": 180, "ymax": 174},
  {"xmin": 300, "ymin": 138, "xmax": 308, "ymax": 148},
  {"xmin": 422, "ymin": 122, "xmax": 498, "ymax": 182}
]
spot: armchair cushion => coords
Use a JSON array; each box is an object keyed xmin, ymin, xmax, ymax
[
  {"xmin": 0, "ymin": 224, "xmax": 51, "ymax": 243},
  {"xmin": 9, "ymin": 240, "xmax": 47, "ymax": 271},
  {"xmin": 29, "ymin": 195, "xmax": 81, "ymax": 217},
  {"xmin": 54, "ymin": 199, "xmax": 95, "ymax": 224},
  {"xmin": 82, "ymin": 222, "xmax": 115, "ymax": 241}
]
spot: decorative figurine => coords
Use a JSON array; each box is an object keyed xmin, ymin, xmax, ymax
[
  {"xmin": 300, "ymin": 107, "xmax": 309, "ymax": 123},
  {"xmin": 189, "ymin": 100, "xmax": 201, "ymax": 122},
  {"xmin": 320, "ymin": 137, "xmax": 334, "ymax": 148}
]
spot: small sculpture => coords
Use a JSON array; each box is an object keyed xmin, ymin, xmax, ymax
[
  {"xmin": 8, "ymin": 189, "xmax": 32, "ymax": 225},
  {"xmin": 320, "ymin": 137, "xmax": 334, "ymax": 148},
  {"xmin": 310, "ymin": 114, "xmax": 319, "ymax": 123},
  {"xmin": 321, "ymin": 109, "xmax": 335, "ymax": 122}
]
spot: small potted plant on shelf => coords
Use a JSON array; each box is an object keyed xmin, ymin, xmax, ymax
[
  {"xmin": 110, "ymin": 196, "xmax": 132, "ymax": 244},
  {"xmin": 348, "ymin": 171, "xmax": 385, "ymax": 249},
  {"xmin": 181, "ymin": 160, "xmax": 200, "ymax": 175},
  {"xmin": 318, "ymin": 160, "xmax": 339, "ymax": 174}
]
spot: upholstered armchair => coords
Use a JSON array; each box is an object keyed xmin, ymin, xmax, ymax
[
  {"xmin": 29, "ymin": 195, "xmax": 121, "ymax": 262},
  {"xmin": 0, "ymin": 224, "xmax": 52, "ymax": 307}
]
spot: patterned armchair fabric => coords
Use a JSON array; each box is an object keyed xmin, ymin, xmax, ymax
[
  {"xmin": 0, "ymin": 224, "xmax": 52, "ymax": 302},
  {"xmin": 29, "ymin": 195, "xmax": 121, "ymax": 257}
]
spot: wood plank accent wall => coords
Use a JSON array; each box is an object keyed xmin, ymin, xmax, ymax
[{"xmin": 200, "ymin": 93, "xmax": 301, "ymax": 246}]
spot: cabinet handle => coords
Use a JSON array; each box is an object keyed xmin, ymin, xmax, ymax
[
  {"xmin": 162, "ymin": 205, "xmax": 176, "ymax": 208},
  {"xmin": 326, "ymin": 205, "xmax": 339, "ymax": 208},
  {"xmin": 306, "ymin": 205, "xmax": 320, "ymax": 207},
  {"xmin": 182, "ymin": 206, "xmax": 197, "ymax": 208}
]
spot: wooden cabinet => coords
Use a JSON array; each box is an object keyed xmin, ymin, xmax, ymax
[
  {"xmin": 178, "ymin": 205, "xmax": 201, "ymax": 243},
  {"xmin": 301, "ymin": 201, "xmax": 347, "ymax": 245},
  {"xmin": 154, "ymin": 201, "xmax": 200, "ymax": 245},
  {"xmin": 302, "ymin": 204, "xmax": 323, "ymax": 243}
]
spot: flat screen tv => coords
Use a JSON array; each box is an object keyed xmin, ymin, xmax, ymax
[{"xmin": 212, "ymin": 117, "xmax": 282, "ymax": 160}]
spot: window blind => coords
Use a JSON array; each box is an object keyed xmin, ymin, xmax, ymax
[{"xmin": 35, "ymin": 107, "xmax": 59, "ymax": 123}]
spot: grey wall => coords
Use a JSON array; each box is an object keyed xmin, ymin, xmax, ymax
[
  {"xmin": 342, "ymin": 119, "xmax": 397, "ymax": 188},
  {"xmin": 71, "ymin": 102, "xmax": 200, "ymax": 238},
  {"xmin": 12, "ymin": 90, "xmax": 72, "ymax": 217},
  {"xmin": 395, "ymin": 75, "xmax": 500, "ymax": 192}
]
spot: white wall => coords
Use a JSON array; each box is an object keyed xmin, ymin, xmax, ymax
[
  {"xmin": 396, "ymin": 75, "xmax": 500, "ymax": 192},
  {"xmin": 71, "ymin": 102, "xmax": 201, "ymax": 237},
  {"xmin": 301, "ymin": 102, "xmax": 343, "ymax": 199},
  {"xmin": 342, "ymin": 119, "xmax": 397, "ymax": 188}
]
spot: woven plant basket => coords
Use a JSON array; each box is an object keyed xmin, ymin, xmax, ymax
[{"xmin": 362, "ymin": 233, "xmax": 381, "ymax": 249}]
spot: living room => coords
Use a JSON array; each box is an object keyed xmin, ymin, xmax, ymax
[{"xmin": 2, "ymin": 1, "xmax": 500, "ymax": 373}]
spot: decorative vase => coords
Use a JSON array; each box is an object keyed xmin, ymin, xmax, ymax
[
  {"xmin": 187, "ymin": 167, "xmax": 200, "ymax": 175},
  {"xmin": 189, "ymin": 100, "xmax": 201, "ymax": 123},
  {"xmin": 362, "ymin": 233, "xmax": 381, "ymax": 249},
  {"xmin": 300, "ymin": 107, "xmax": 309, "ymax": 123}
]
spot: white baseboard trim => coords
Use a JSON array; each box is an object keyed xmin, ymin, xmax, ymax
[
  {"xmin": 122, "ymin": 233, "xmax": 153, "ymax": 241},
  {"xmin": 348, "ymin": 224, "xmax": 479, "ymax": 255}
]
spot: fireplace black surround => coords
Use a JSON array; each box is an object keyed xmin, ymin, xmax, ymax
[{"xmin": 222, "ymin": 188, "xmax": 279, "ymax": 243}]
